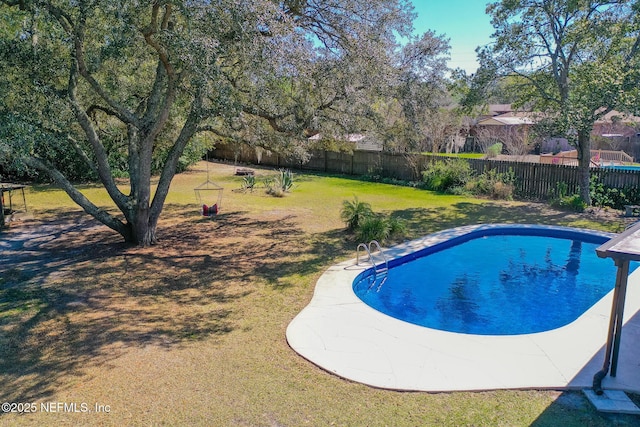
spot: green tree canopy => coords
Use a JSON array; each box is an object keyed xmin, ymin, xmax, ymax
[
  {"xmin": 466, "ymin": 0, "xmax": 640, "ymax": 204},
  {"xmin": 0, "ymin": 0, "xmax": 446, "ymax": 244}
]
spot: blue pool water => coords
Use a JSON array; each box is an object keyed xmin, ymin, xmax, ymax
[
  {"xmin": 602, "ymin": 165, "xmax": 640, "ymax": 171},
  {"xmin": 353, "ymin": 227, "xmax": 631, "ymax": 335}
]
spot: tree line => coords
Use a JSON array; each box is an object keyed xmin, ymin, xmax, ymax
[{"xmin": 0, "ymin": 0, "xmax": 638, "ymax": 244}]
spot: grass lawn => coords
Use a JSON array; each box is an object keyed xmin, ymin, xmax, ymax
[
  {"xmin": 424, "ymin": 152, "xmax": 486, "ymax": 159},
  {"xmin": 1, "ymin": 161, "xmax": 638, "ymax": 426}
]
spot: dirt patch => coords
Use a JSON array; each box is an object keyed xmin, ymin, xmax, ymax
[{"xmin": 1, "ymin": 214, "xmax": 123, "ymax": 286}]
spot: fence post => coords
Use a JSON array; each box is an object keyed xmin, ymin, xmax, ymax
[{"xmin": 350, "ymin": 153, "xmax": 354, "ymax": 175}]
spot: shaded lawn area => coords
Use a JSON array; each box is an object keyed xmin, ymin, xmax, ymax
[{"xmin": 1, "ymin": 161, "xmax": 639, "ymax": 426}]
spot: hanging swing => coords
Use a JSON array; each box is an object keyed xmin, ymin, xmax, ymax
[{"xmin": 194, "ymin": 158, "xmax": 223, "ymax": 217}]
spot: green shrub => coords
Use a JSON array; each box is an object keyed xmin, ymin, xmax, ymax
[
  {"xmin": 341, "ymin": 198, "xmax": 406, "ymax": 244},
  {"xmin": 491, "ymin": 181, "xmax": 515, "ymax": 200},
  {"xmin": 563, "ymin": 195, "xmax": 587, "ymax": 212},
  {"xmin": 448, "ymin": 185, "xmax": 472, "ymax": 196},
  {"xmin": 356, "ymin": 215, "xmax": 390, "ymax": 243},
  {"xmin": 355, "ymin": 214, "xmax": 406, "ymax": 244},
  {"xmin": 486, "ymin": 142, "xmax": 503, "ymax": 158},
  {"xmin": 387, "ymin": 216, "xmax": 407, "ymax": 238},
  {"xmin": 279, "ymin": 169, "xmax": 294, "ymax": 192},
  {"xmin": 242, "ymin": 175, "xmax": 256, "ymax": 192},
  {"xmin": 422, "ymin": 159, "xmax": 474, "ymax": 193},
  {"xmin": 263, "ymin": 177, "xmax": 281, "ymax": 197},
  {"xmin": 265, "ymin": 169, "xmax": 294, "ymax": 197},
  {"xmin": 590, "ymin": 175, "xmax": 640, "ymax": 210},
  {"xmin": 549, "ymin": 181, "xmax": 586, "ymax": 211},
  {"xmin": 553, "ymin": 181, "xmax": 569, "ymax": 200},
  {"xmin": 340, "ymin": 197, "xmax": 373, "ymax": 230},
  {"xmin": 468, "ymin": 168, "xmax": 515, "ymax": 200},
  {"xmin": 550, "ymin": 193, "xmax": 587, "ymax": 212}
]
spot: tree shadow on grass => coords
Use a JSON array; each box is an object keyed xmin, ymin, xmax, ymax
[
  {"xmin": 254, "ymin": 228, "xmax": 353, "ymax": 289},
  {"xmin": 1, "ymin": 211, "xmax": 124, "ymax": 281},
  {"xmin": 530, "ymin": 390, "xmax": 640, "ymax": 426},
  {"xmin": 0, "ymin": 205, "xmax": 354, "ymax": 404}
]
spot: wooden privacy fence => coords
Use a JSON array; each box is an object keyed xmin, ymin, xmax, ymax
[
  {"xmin": 210, "ymin": 145, "xmax": 640, "ymax": 200},
  {"xmin": 211, "ymin": 145, "xmax": 421, "ymax": 178},
  {"xmin": 463, "ymin": 158, "xmax": 640, "ymax": 199}
]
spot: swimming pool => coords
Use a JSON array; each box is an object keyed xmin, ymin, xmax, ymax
[
  {"xmin": 286, "ymin": 224, "xmax": 640, "ymax": 391},
  {"xmin": 353, "ymin": 228, "xmax": 621, "ymax": 335}
]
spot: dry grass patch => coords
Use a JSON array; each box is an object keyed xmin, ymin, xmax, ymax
[{"xmin": 1, "ymin": 162, "xmax": 639, "ymax": 425}]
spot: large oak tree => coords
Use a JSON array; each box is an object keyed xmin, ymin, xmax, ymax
[
  {"xmin": 472, "ymin": 0, "xmax": 640, "ymax": 204},
  {"xmin": 0, "ymin": 0, "xmax": 444, "ymax": 245}
]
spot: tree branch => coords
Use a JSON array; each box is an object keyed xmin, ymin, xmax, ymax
[
  {"xmin": 67, "ymin": 135, "xmax": 98, "ymax": 176},
  {"xmin": 140, "ymin": 3, "xmax": 177, "ymax": 145},
  {"xmin": 150, "ymin": 89, "xmax": 203, "ymax": 220},
  {"xmin": 23, "ymin": 156, "xmax": 131, "ymax": 240},
  {"xmin": 69, "ymin": 11, "xmax": 140, "ymax": 127},
  {"xmin": 68, "ymin": 56, "xmax": 130, "ymax": 215}
]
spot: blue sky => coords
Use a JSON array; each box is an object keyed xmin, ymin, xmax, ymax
[{"xmin": 409, "ymin": 1, "xmax": 494, "ymax": 73}]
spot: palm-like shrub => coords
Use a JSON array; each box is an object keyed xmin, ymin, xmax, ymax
[
  {"xmin": 242, "ymin": 174, "xmax": 256, "ymax": 192},
  {"xmin": 355, "ymin": 214, "xmax": 407, "ymax": 243},
  {"xmin": 278, "ymin": 169, "xmax": 294, "ymax": 192},
  {"xmin": 265, "ymin": 169, "xmax": 294, "ymax": 197},
  {"xmin": 387, "ymin": 216, "xmax": 407, "ymax": 237},
  {"xmin": 340, "ymin": 197, "xmax": 373, "ymax": 230},
  {"xmin": 356, "ymin": 215, "xmax": 390, "ymax": 243},
  {"xmin": 341, "ymin": 197, "xmax": 406, "ymax": 244}
]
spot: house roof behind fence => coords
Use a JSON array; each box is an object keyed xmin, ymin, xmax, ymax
[{"xmin": 477, "ymin": 114, "xmax": 536, "ymax": 126}]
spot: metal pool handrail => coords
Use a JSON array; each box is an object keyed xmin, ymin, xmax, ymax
[{"xmin": 356, "ymin": 240, "xmax": 388, "ymax": 291}]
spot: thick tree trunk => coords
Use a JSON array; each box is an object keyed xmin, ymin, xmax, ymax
[
  {"xmin": 128, "ymin": 208, "xmax": 158, "ymax": 246},
  {"xmin": 577, "ymin": 130, "xmax": 592, "ymax": 206}
]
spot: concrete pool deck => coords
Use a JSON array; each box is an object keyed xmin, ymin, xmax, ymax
[{"xmin": 286, "ymin": 224, "xmax": 640, "ymax": 393}]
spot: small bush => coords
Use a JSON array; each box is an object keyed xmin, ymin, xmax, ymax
[
  {"xmin": 553, "ymin": 181, "xmax": 569, "ymax": 200},
  {"xmin": 590, "ymin": 177, "xmax": 612, "ymax": 208},
  {"xmin": 422, "ymin": 159, "xmax": 474, "ymax": 193},
  {"xmin": 491, "ymin": 181, "xmax": 515, "ymax": 200},
  {"xmin": 265, "ymin": 169, "xmax": 294, "ymax": 197},
  {"xmin": 448, "ymin": 185, "xmax": 472, "ymax": 196},
  {"xmin": 549, "ymin": 182, "xmax": 586, "ymax": 211},
  {"xmin": 550, "ymin": 194, "xmax": 587, "ymax": 212},
  {"xmin": 387, "ymin": 216, "xmax": 407, "ymax": 238},
  {"xmin": 264, "ymin": 178, "xmax": 284, "ymax": 197},
  {"xmin": 356, "ymin": 214, "xmax": 406, "ymax": 244},
  {"xmin": 468, "ymin": 168, "xmax": 515, "ymax": 200},
  {"xmin": 486, "ymin": 143, "xmax": 503, "ymax": 158},
  {"xmin": 242, "ymin": 175, "xmax": 256, "ymax": 192},
  {"xmin": 340, "ymin": 197, "xmax": 373, "ymax": 230},
  {"xmin": 590, "ymin": 175, "xmax": 640, "ymax": 210},
  {"xmin": 341, "ymin": 198, "xmax": 406, "ymax": 244},
  {"xmin": 279, "ymin": 169, "xmax": 294, "ymax": 191},
  {"xmin": 356, "ymin": 215, "xmax": 390, "ymax": 243},
  {"xmin": 563, "ymin": 195, "xmax": 587, "ymax": 212}
]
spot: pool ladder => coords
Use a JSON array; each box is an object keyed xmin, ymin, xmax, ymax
[{"xmin": 356, "ymin": 240, "xmax": 389, "ymax": 291}]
